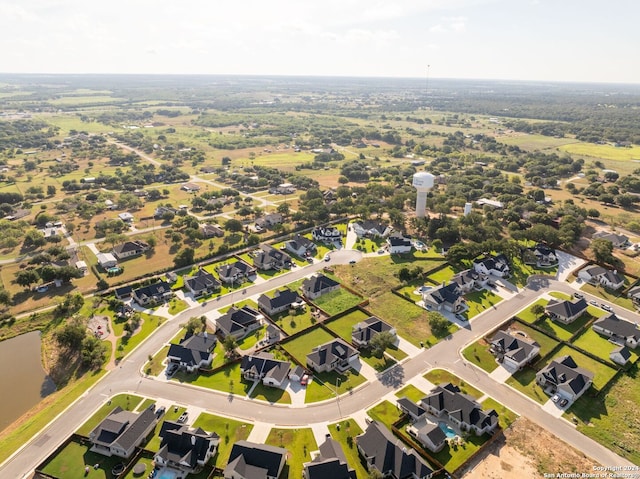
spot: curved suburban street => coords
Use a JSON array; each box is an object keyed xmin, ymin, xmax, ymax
[{"xmin": 1, "ymin": 253, "xmax": 638, "ymax": 478}]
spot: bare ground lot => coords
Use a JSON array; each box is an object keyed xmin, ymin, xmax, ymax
[{"xmin": 461, "ymin": 417, "xmax": 599, "ymax": 479}]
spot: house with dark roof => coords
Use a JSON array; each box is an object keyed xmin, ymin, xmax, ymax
[
  {"xmin": 115, "ymin": 285, "xmax": 133, "ymax": 300},
  {"xmin": 241, "ymin": 352, "xmax": 291, "ymax": 389},
  {"xmin": 352, "ymin": 220, "xmax": 392, "ymax": 238},
  {"xmin": 422, "ymin": 282, "xmax": 465, "ymax": 313},
  {"xmin": 167, "ymin": 332, "xmax": 217, "ymax": 373},
  {"xmin": 535, "ymin": 355, "xmax": 594, "ymax": 402},
  {"xmin": 216, "ymin": 306, "xmax": 263, "ymax": 340},
  {"xmin": 285, "ymin": 234, "xmax": 317, "ymax": 257},
  {"xmin": 397, "ymin": 397, "xmax": 427, "ymax": 422},
  {"xmin": 112, "ymin": 240, "xmax": 150, "ymax": 260},
  {"xmin": 451, "ymin": 269, "xmax": 486, "ymax": 293},
  {"xmin": 255, "ymin": 213, "xmax": 283, "ymax": 231},
  {"xmin": 610, "ymin": 345, "xmax": 632, "ymax": 366},
  {"xmin": 132, "ymin": 281, "xmax": 173, "ymax": 307},
  {"xmin": 545, "ymin": 298, "xmax": 588, "ymax": 324},
  {"xmin": 489, "ymin": 330, "xmax": 540, "ymax": 370},
  {"xmin": 312, "ymin": 226, "xmax": 342, "ymax": 244},
  {"xmin": 592, "ymin": 314, "xmax": 640, "ymax": 349},
  {"xmin": 421, "ymin": 383, "xmax": 498, "ymax": 436},
  {"xmin": 184, "ymin": 268, "xmax": 221, "ymax": 298},
  {"xmin": 181, "ymin": 182, "xmax": 201, "ymax": 192},
  {"xmin": 578, "ymin": 265, "xmax": 624, "ymax": 290},
  {"xmin": 200, "ymin": 223, "xmax": 225, "ymax": 238},
  {"xmin": 216, "ymin": 260, "xmax": 256, "ymax": 285},
  {"xmin": 387, "ymin": 234, "xmax": 412, "ymax": 254},
  {"xmin": 592, "ymin": 231, "xmax": 630, "ymax": 249},
  {"xmin": 154, "ymin": 421, "xmax": 219, "ymax": 475},
  {"xmin": 154, "ymin": 206, "xmax": 178, "ymax": 219},
  {"xmin": 89, "ymin": 405, "xmax": 158, "ymax": 459},
  {"xmin": 224, "ymin": 440, "xmax": 287, "ymax": 479},
  {"xmin": 303, "ymin": 436, "xmax": 357, "ymax": 479},
  {"xmin": 356, "ymin": 421, "xmax": 434, "ymax": 479},
  {"xmin": 628, "ymin": 285, "xmax": 640, "ymax": 309},
  {"xmin": 522, "ymin": 244, "xmax": 558, "ymax": 267},
  {"xmin": 307, "ymin": 338, "xmax": 359, "ymax": 373},
  {"xmin": 253, "ymin": 244, "xmax": 292, "ymax": 271},
  {"xmin": 352, "ymin": 316, "xmax": 396, "ymax": 349},
  {"xmin": 258, "ymin": 288, "xmax": 304, "ymax": 316},
  {"xmin": 406, "ymin": 418, "xmax": 448, "ymax": 453},
  {"xmin": 302, "ymin": 274, "xmax": 340, "ymax": 300},
  {"xmin": 473, "ymin": 254, "xmax": 510, "ymax": 278}
]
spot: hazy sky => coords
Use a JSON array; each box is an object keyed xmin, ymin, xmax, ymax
[{"xmin": 1, "ymin": 0, "xmax": 638, "ymax": 83}]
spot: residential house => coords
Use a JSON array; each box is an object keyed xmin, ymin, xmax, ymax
[
  {"xmin": 96, "ymin": 252, "xmax": 118, "ymax": 269},
  {"xmin": 489, "ymin": 330, "xmax": 540, "ymax": 370},
  {"xmin": 216, "ymin": 260, "xmax": 256, "ymax": 284},
  {"xmin": 167, "ymin": 332, "xmax": 217, "ymax": 373},
  {"xmin": 132, "ymin": 281, "xmax": 173, "ymax": 307},
  {"xmin": 351, "ymin": 316, "xmax": 396, "ymax": 349},
  {"xmin": 118, "ymin": 212, "xmax": 134, "ymax": 222},
  {"xmin": 522, "ymin": 244, "xmax": 558, "ymax": 267},
  {"xmin": 352, "ymin": 220, "xmax": 392, "ymax": 238},
  {"xmin": 115, "ymin": 285, "xmax": 133, "ymax": 300},
  {"xmin": 357, "ymin": 421, "xmax": 434, "ymax": 479},
  {"xmin": 451, "ymin": 269, "xmax": 486, "ymax": 293},
  {"xmin": 545, "ymin": 298, "xmax": 588, "ymax": 324},
  {"xmin": 421, "ymin": 383, "xmax": 498, "ymax": 435},
  {"xmin": 592, "ymin": 314, "xmax": 640, "ymax": 349},
  {"xmin": 89, "ymin": 405, "xmax": 158, "ymax": 459},
  {"xmin": 258, "ymin": 288, "xmax": 304, "ymax": 316},
  {"xmin": 422, "ymin": 282, "xmax": 465, "ymax": 313},
  {"xmin": 535, "ymin": 355, "xmax": 594, "ymax": 402},
  {"xmin": 406, "ymin": 418, "xmax": 448, "ymax": 453},
  {"xmin": 253, "ymin": 244, "xmax": 292, "ymax": 271},
  {"xmin": 200, "ymin": 223, "xmax": 225, "ymax": 238},
  {"xmin": 240, "ymin": 352, "xmax": 291, "ymax": 388},
  {"xmin": 475, "ymin": 198, "xmax": 504, "ymax": 209},
  {"xmin": 40, "ymin": 224, "xmax": 65, "ymax": 239},
  {"xmin": 75, "ymin": 260, "xmax": 88, "ymax": 274},
  {"xmin": 224, "ymin": 440, "xmax": 287, "ymax": 479},
  {"xmin": 184, "ymin": 268, "xmax": 221, "ymax": 298},
  {"xmin": 265, "ymin": 324, "xmax": 280, "ymax": 342},
  {"xmin": 628, "ymin": 285, "xmax": 640, "ymax": 309},
  {"xmin": 397, "ymin": 397, "xmax": 427, "ymax": 422},
  {"xmin": 216, "ymin": 306, "xmax": 263, "ymax": 340},
  {"xmin": 578, "ymin": 265, "xmax": 624, "ymax": 290},
  {"xmin": 255, "ymin": 213, "xmax": 283, "ymax": 231},
  {"xmin": 610, "ymin": 345, "xmax": 632, "ymax": 366},
  {"xmin": 303, "ymin": 436, "xmax": 357, "ymax": 479},
  {"xmin": 387, "ymin": 234, "xmax": 412, "ymax": 254},
  {"xmin": 301, "ymin": 274, "xmax": 340, "ymax": 300},
  {"xmin": 312, "ymin": 226, "xmax": 342, "ymax": 244},
  {"xmin": 181, "ymin": 182, "xmax": 201, "ymax": 192},
  {"xmin": 285, "ymin": 234, "xmax": 317, "ymax": 257},
  {"xmin": 154, "ymin": 421, "xmax": 220, "ymax": 476},
  {"xmin": 154, "ymin": 206, "xmax": 177, "ymax": 219},
  {"xmin": 112, "ymin": 240, "xmax": 149, "ymax": 260},
  {"xmin": 306, "ymin": 338, "xmax": 359, "ymax": 374},
  {"xmin": 473, "ymin": 254, "xmax": 510, "ymax": 277},
  {"xmin": 592, "ymin": 231, "xmax": 630, "ymax": 249}
]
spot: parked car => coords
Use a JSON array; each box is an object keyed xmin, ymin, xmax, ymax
[
  {"xmin": 573, "ymin": 292, "xmax": 584, "ymax": 299},
  {"xmin": 589, "ymin": 300, "xmax": 598, "ymax": 306},
  {"xmin": 559, "ymin": 398, "xmax": 569, "ymax": 407},
  {"xmin": 349, "ymin": 259, "xmax": 356, "ymax": 264},
  {"xmin": 178, "ymin": 412, "xmax": 188, "ymax": 423},
  {"xmin": 601, "ymin": 303, "xmax": 612, "ymax": 312},
  {"xmin": 300, "ymin": 374, "xmax": 310, "ymax": 386},
  {"xmin": 551, "ymin": 394, "xmax": 560, "ymax": 403}
]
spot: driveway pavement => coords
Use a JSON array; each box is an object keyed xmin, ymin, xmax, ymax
[
  {"xmin": 488, "ymin": 366, "xmax": 513, "ymax": 383},
  {"xmin": 556, "ymin": 251, "xmax": 587, "ymax": 282}
]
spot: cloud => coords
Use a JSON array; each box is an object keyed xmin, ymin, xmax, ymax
[{"xmin": 429, "ymin": 16, "xmax": 467, "ymax": 33}]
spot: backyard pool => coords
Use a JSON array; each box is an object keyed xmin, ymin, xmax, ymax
[
  {"xmin": 158, "ymin": 468, "xmax": 178, "ymax": 479},
  {"xmin": 438, "ymin": 422, "xmax": 457, "ymax": 438}
]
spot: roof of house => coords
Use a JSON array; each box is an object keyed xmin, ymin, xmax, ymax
[
  {"xmin": 216, "ymin": 306, "xmax": 262, "ymax": 336},
  {"xmin": 112, "ymin": 241, "xmax": 149, "ymax": 256},
  {"xmin": 412, "ymin": 419, "xmax": 447, "ymax": 446},
  {"xmin": 538, "ymin": 355, "xmax": 594, "ymax": 395},
  {"xmin": 286, "ymin": 234, "xmax": 316, "ymax": 251},
  {"xmin": 545, "ymin": 298, "xmax": 588, "ymax": 319},
  {"xmin": 241, "ymin": 352, "xmax": 291, "ymax": 384},
  {"xmin": 115, "ymin": 285, "xmax": 133, "ymax": 297},
  {"xmin": 225, "ymin": 440, "xmax": 286, "ymax": 479},
  {"xmin": 532, "ymin": 243, "xmax": 556, "ymax": 257},
  {"xmin": 90, "ymin": 406, "xmax": 157, "ymax": 453},
  {"xmin": 473, "ymin": 254, "xmax": 510, "ymax": 273},
  {"xmin": 490, "ymin": 330, "xmax": 540, "ymax": 363},
  {"xmin": 96, "ymin": 252, "xmax": 117, "ymax": 264},
  {"xmin": 628, "ymin": 286, "xmax": 640, "ymax": 299},
  {"xmin": 217, "ymin": 260, "xmax": 255, "ymax": 278},
  {"xmin": 593, "ymin": 314, "xmax": 640, "ymax": 340},
  {"xmin": 353, "ymin": 220, "xmax": 389, "ymax": 236},
  {"xmin": 258, "ymin": 288, "xmax": 302, "ymax": 312},
  {"xmin": 167, "ymin": 333, "xmax": 216, "ymax": 367},
  {"xmin": 424, "ymin": 282, "xmax": 463, "ymax": 306},
  {"xmin": 352, "ymin": 316, "xmax": 394, "ymax": 343},
  {"xmin": 305, "ymin": 437, "xmax": 357, "ymax": 479},
  {"xmin": 593, "ymin": 231, "xmax": 629, "ymax": 246},
  {"xmin": 422, "ymin": 383, "xmax": 498, "ymax": 431},
  {"xmin": 307, "ymin": 339, "xmax": 358, "ymax": 367},
  {"xmin": 612, "ymin": 345, "xmax": 632, "ymax": 361},
  {"xmin": 397, "ymin": 397, "xmax": 426, "ymax": 418},
  {"xmin": 302, "ymin": 274, "xmax": 340, "ymax": 295},
  {"xmin": 254, "ymin": 244, "xmax": 292, "ymax": 267},
  {"xmin": 156, "ymin": 421, "xmax": 219, "ymax": 469},
  {"xmin": 582, "ymin": 265, "xmax": 623, "ymax": 285},
  {"xmin": 133, "ymin": 281, "xmax": 172, "ymax": 300},
  {"xmin": 184, "ymin": 268, "xmax": 221, "ymax": 293},
  {"xmin": 357, "ymin": 421, "xmax": 433, "ymax": 479},
  {"xmin": 387, "ymin": 235, "xmax": 412, "ymax": 247},
  {"xmin": 313, "ymin": 226, "xmax": 341, "ymax": 237},
  {"xmin": 451, "ymin": 269, "xmax": 481, "ymax": 287}
]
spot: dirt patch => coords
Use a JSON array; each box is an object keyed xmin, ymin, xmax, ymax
[
  {"xmin": 88, "ymin": 315, "xmax": 110, "ymax": 338},
  {"xmin": 461, "ymin": 417, "xmax": 599, "ymax": 479}
]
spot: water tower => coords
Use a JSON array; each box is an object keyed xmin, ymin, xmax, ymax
[{"xmin": 412, "ymin": 172, "xmax": 435, "ymax": 218}]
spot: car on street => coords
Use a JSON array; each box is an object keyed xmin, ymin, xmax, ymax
[
  {"xmin": 601, "ymin": 303, "xmax": 612, "ymax": 312},
  {"xmin": 573, "ymin": 292, "xmax": 584, "ymax": 299},
  {"xmin": 324, "ymin": 254, "xmax": 330, "ymax": 262},
  {"xmin": 589, "ymin": 300, "xmax": 598, "ymax": 306}
]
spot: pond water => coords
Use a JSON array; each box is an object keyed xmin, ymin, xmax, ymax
[{"xmin": 0, "ymin": 331, "xmax": 56, "ymax": 432}]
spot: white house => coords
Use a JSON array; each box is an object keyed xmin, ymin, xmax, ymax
[
  {"xmin": 536, "ymin": 355, "xmax": 593, "ymax": 403},
  {"xmin": 386, "ymin": 235, "xmax": 412, "ymax": 254},
  {"xmin": 578, "ymin": 265, "xmax": 624, "ymax": 290},
  {"xmin": 473, "ymin": 254, "xmax": 510, "ymax": 277},
  {"xmin": 592, "ymin": 314, "xmax": 640, "ymax": 349},
  {"xmin": 312, "ymin": 226, "xmax": 342, "ymax": 244},
  {"xmin": 489, "ymin": 330, "xmax": 540, "ymax": 370},
  {"xmin": 96, "ymin": 252, "xmax": 117, "ymax": 269}
]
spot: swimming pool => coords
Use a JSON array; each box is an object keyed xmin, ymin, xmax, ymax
[
  {"xmin": 158, "ymin": 468, "xmax": 178, "ymax": 479},
  {"xmin": 438, "ymin": 422, "xmax": 457, "ymax": 438}
]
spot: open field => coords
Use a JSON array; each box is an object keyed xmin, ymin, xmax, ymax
[
  {"xmin": 281, "ymin": 327, "xmax": 335, "ymax": 364},
  {"xmin": 265, "ymin": 428, "xmax": 317, "ymax": 479},
  {"xmin": 312, "ymin": 287, "xmax": 363, "ymax": 316},
  {"xmin": 560, "ymin": 142, "xmax": 640, "ymax": 161}
]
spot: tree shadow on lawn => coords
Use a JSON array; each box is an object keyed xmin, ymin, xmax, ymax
[
  {"xmin": 379, "ymin": 364, "xmax": 404, "ymax": 388},
  {"xmin": 567, "ymin": 393, "xmax": 609, "ymax": 425}
]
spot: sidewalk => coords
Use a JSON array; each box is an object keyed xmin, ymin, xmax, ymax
[{"xmin": 246, "ymin": 421, "xmax": 273, "ymax": 443}]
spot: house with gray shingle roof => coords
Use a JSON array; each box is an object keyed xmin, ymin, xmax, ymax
[
  {"xmin": 167, "ymin": 332, "xmax": 217, "ymax": 373},
  {"xmin": 216, "ymin": 260, "xmax": 256, "ymax": 285},
  {"xmin": 535, "ymin": 355, "xmax": 594, "ymax": 402},
  {"xmin": 89, "ymin": 405, "xmax": 158, "ymax": 459},
  {"xmin": 592, "ymin": 313, "xmax": 640, "ymax": 349},
  {"xmin": 406, "ymin": 418, "xmax": 448, "ymax": 453},
  {"xmin": 258, "ymin": 288, "xmax": 304, "ymax": 316},
  {"xmin": 545, "ymin": 298, "xmax": 588, "ymax": 324},
  {"xmin": 610, "ymin": 345, "xmax": 632, "ymax": 366},
  {"xmin": 285, "ymin": 234, "xmax": 317, "ymax": 257},
  {"xmin": 253, "ymin": 244, "xmax": 292, "ymax": 271},
  {"xmin": 224, "ymin": 440, "xmax": 287, "ymax": 479},
  {"xmin": 304, "ymin": 436, "xmax": 357, "ymax": 479},
  {"xmin": 351, "ymin": 316, "xmax": 396, "ymax": 349},
  {"xmin": 307, "ymin": 338, "xmax": 359, "ymax": 373},
  {"xmin": 489, "ymin": 330, "xmax": 540, "ymax": 370},
  {"xmin": 184, "ymin": 268, "xmax": 221, "ymax": 298},
  {"xmin": 216, "ymin": 306, "xmax": 263, "ymax": 340},
  {"xmin": 154, "ymin": 421, "xmax": 219, "ymax": 475},
  {"xmin": 422, "ymin": 282, "xmax": 465, "ymax": 313},
  {"xmin": 241, "ymin": 351, "xmax": 291, "ymax": 389},
  {"xmin": 578, "ymin": 265, "xmax": 624, "ymax": 290},
  {"xmin": 302, "ymin": 274, "xmax": 340, "ymax": 300}
]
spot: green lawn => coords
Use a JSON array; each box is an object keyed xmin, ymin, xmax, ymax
[
  {"xmin": 505, "ymin": 368, "xmax": 547, "ymax": 404},
  {"xmin": 481, "ymin": 397, "xmax": 518, "ymax": 430},
  {"xmin": 367, "ymin": 400, "xmax": 402, "ymax": 429},
  {"xmin": 464, "ymin": 289, "xmax": 502, "ymax": 318},
  {"xmin": 518, "ymin": 298, "xmax": 548, "ymax": 323},
  {"xmin": 462, "ymin": 339, "xmax": 499, "ymax": 373},
  {"xmin": 359, "ymin": 348, "xmax": 397, "ymax": 372},
  {"xmin": 551, "ymin": 345, "xmax": 618, "ymax": 391},
  {"xmin": 173, "ymin": 363, "xmax": 250, "ymax": 395},
  {"xmin": 396, "ymin": 282, "xmax": 424, "ymax": 301},
  {"xmin": 145, "ymin": 405, "xmax": 187, "ymax": 452},
  {"xmin": 549, "ymin": 291, "xmax": 572, "ymax": 300},
  {"xmin": 427, "ymin": 265, "xmax": 458, "ymax": 284},
  {"xmin": 115, "ymin": 315, "xmax": 165, "ymax": 363},
  {"xmin": 237, "ymin": 325, "xmax": 266, "ymax": 350},
  {"xmin": 192, "ymin": 412, "xmax": 253, "ymax": 468},
  {"xmin": 572, "ymin": 328, "xmax": 639, "ymax": 364},
  {"xmin": 430, "ymin": 430, "xmax": 490, "ymax": 473},
  {"xmin": 424, "ymin": 369, "xmax": 482, "ymax": 398},
  {"xmin": 282, "ymin": 328, "xmax": 335, "ymax": 364},
  {"xmin": 510, "ymin": 257, "xmax": 558, "ymax": 287},
  {"xmin": 144, "ymin": 345, "xmax": 170, "ymax": 376},
  {"xmin": 537, "ymin": 312, "xmax": 594, "ymax": 341},
  {"xmin": 122, "ymin": 455, "xmax": 154, "ymax": 479},
  {"xmin": 313, "ymin": 287, "xmax": 363, "ymax": 316},
  {"xmin": 329, "ymin": 420, "xmax": 368, "ymax": 479},
  {"xmin": 266, "ymin": 428, "xmax": 317, "ymax": 479},
  {"xmin": 306, "ymin": 369, "xmax": 367, "ymax": 403},
  {"xmin": 506, "ymin": 321, "xmax": 561, "ymax": 358},
  {"xmin": 168, "ymin": 298, "xmax": 189, "ymax": 315},
  {"xmin": 135, "ymin": 398, "xmax": 156, "ymax": 412},
  {"xmin": 40, "ymin": 439, "xmax": 122, "ymax": 479},
  {"xmin": 76, "ymin": 394, "xmax": 143, "ymax": 436},
  {"xmin": 395, "ymin": 384, "xmax": 426, "ymax": 403},
  {"xmin": 217, "ymin": 298, "xmax": 258, "ymax": 313},
  {"xmin": 249, "ymin": 382, "xmax": 292, "ymax": 404},
  {"xmin": 325, "ymin": 309, "xmax": 371, "ymax": 342},
  {"xmin": 270, "ymin": 307, "xmax": 315, "ymax": 336},
  {"xmin": 580, "ymin": 282, "xmax": 636, "ymax": 311}
]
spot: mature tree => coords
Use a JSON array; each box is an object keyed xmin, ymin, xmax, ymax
[
  {"xmin": 277, "ymin": 202, "xmax": 290, "ymax": 217},
  {"xmin": 184, "ymin": 316, "xmax": 207, "ymax": 336},
  {"xmin": 223, "ymin": 335, "xmax": 238, "ymax": 356},
  {"xmin": 23, "ymin": 229, "xmax": 46, "ymax": 248},
  {"xmin": 81, "ymin": 335, "xmax": 108, "ymax": 369},
  {"xmin": 0, "ymin": 289, "xmax": 11, "ymax": 307},
  {"xmin": 46, "ymin": 185, "xmax": 56, "ymax": 196},
  {"xmin": 530, "ymin": 304, "xmax": 546, "ymax": 319},
  {"xmin": 174, "ymin": 247, "xmax": 195, "ymax": 268},
  {"xmin": 16, "ymin": 269, "xmax": 40, "ymax": 289},
  {"xmin": 369, "ymin": 331, "xmax": 396, "ymax": 358},
  {"xmin": 56, "ymin": 317, "xmax": 87, "ymax": 349},
  {"xmin": 224, "ymin": 218, "xmax": 244, "ymax": 233},
  {"xmin": 591, "ymin": 238, "xmax": 615, "ymax": 264},
  {"xmin": 427, "ymin": 312, "xmax": 451, "ymax": 337}
]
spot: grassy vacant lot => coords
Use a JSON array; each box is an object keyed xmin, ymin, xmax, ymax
[
  {"xmin": 269, "ymin": 307, "xmax": 315, "ymax": 336},
  {"xmin": 481, "ymin": 397, "xmax": 518, "ymax": 429},
  {"xmin": 115, "ymin": 315, "xmax": 165, "ymax": 362},
  {"xmin": 306, "ymin": 369, "xmax": 367, "ymax": 403},
  {"xmin": 505, "ymin": 368, "xmax": 547, "ymax": 404},
  {"xmin": 217, "ymin": 298, "xmax": 258, "ymax": 313},
  {"xmin": 537, "ymin": 311, "xmax": 594, "ymax": 341},
  {"xmin": 324, "ymin": 309, "xmax": 370, "ymax": 342},
  {"xmin": 313, "ymin": 287, "xmax": 363, "ymax": 316},
  {"xmin": 552, "ymin": 345, "xmax": 617, "ymax": 391},
  {"xmin": 40, "ymin": 439, "xmax": 122, "ymax": 479},
  {"xmin": 249, "ymin": 382, "xmax": 292, "ymax": 404},
  {"xmin": 359, "ymin": 348, "xmax": 397, "ymax": 372},
  {"xmin": 572, "ymin": 328, "xmax": 639, "ymax": 364},
  {"xmin": 580, "ymin": 283, "xmax": 636, "ymax": 311},
  {"xmin": 464, "ymin": 289, "xmax": 502, "ymax": 318},
  {"xmin": 173, "ymin": 363, "xmax": 248, "ymax": 395},
  {"xmin": 168, "ymin": 298, "xmax": 188, "ymax": 315},
  {"xmin": 462, "ymin": 339, "xmax": 499, "ymax": 373},
  {"xmin": 192, "ymin": 412, "xmax": 253, "ymax": 468},
  {"xmin": 395, "ymin": 384, "xmax": 426, "ymax": 402},
  {"xmin": 427, "ymin": 265, "xmax": 458, "ymax": 284},
  {"xmin": 424, "ymin": 369, "xmax": 482, "ymax": 398},
  {"xmin": 367, "ymin": 400, "xmax": 402, "ymax": 428},
  {"xmin": 76, "ymin": 394, "xmax": 143, "ymax": 436},
  {"xmin": 565, "ymin": 366, "xmax": 640, "ymax": 465},
  {"xmin": 560, "ymin": 142, "xmax": 640, "ymax": 161},
  {"xmin": 329, "ymin": 420, "xmax": 368, "ymax": 479},
  {"xmin": 282, "ymin": 327, "xmax": 335, "ymax": 364},
  {"xmin": 265, "ymin": 428, "xmax": 317, "ymax": 479}
]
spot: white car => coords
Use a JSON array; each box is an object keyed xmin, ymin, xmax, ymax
[{"xmin": 551, "ymin": 394, "xmax": 560, "ymax": 403}]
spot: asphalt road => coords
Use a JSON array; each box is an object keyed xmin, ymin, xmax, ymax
[{"xmin": 2, "ymin": 266, "xmax": 637, "ymax": 477}]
